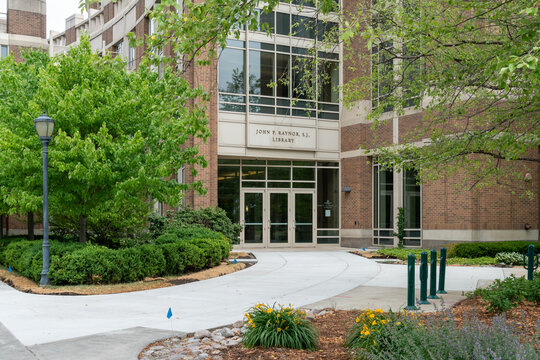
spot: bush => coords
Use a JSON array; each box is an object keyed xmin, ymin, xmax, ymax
[
  {"xmin": 352, "ymin": 312, "xmax": 537, "ymax": 360},
  {"xmin": 346, "ymin": 309, "xmax": 418, "ymax": 353},
  {"xmin": 168, "ymin": 206, "xmax": 242, "ymax": 243},
  {"xmin": 242, "ymin": 303, "xmax": 318, "ymax": 350},
  {"xmin": 470, "ymin": 275, "xmax": 540, "ymax": 313},
  {"xmin": 495, "ymin": 252, "xmax": 523, "ymax": 265},
  {"xmin": 446, "ymin": 241, "xmax": 537, "ymax": 258},
  {"xmin": 187, "ymin": 238, "xmax": 223, "ymax": 267}
]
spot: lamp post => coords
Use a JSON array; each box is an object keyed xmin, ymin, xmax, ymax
[{"xmin": 34, "ymin": 112, "xmax": 54, "ymax": 286}]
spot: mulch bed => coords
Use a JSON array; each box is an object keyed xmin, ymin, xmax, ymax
[{"xmin": 218, "ymin": 299, "xmax": 539, "ymax": 360}]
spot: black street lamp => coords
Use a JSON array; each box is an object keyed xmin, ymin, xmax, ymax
[{"xmin": 34, "ymin": 112, "xmax": 54, "ymax": 286}]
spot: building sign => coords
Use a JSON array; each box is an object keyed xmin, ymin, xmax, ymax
[{"xmin": 247, "ymin": 124, "xmax": 317, "ymax": 150}]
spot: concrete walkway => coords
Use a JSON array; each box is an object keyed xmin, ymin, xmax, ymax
[{"xmin": 0, "ymin": 250, "xmax": 521, "ymax": 359}]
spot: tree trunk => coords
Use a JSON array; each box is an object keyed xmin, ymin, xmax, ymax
[
  {"xmin": 27, "ymin": 212, "xmax": 34, "ymax": 240},
  {"xmin": 79, "ymin": 215, "xmax": 87, "ymax": 244},
  {"xmin": 5, "ymin": 215, "xmax": 9, "ymax": 237},
  {"xmin": 0, "ymin": 215, "xmax": 3, "ymax": 239}
]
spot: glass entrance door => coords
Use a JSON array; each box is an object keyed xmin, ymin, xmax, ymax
[
  {"xmin": 243, "ymin": 192, "xmax": 264, "ymax": 245},
  {"xmin": 294, "ymin": 192, "xmax": 314, "ymax": 245},
  {"xmin": 269, "ymin": 192, "xmax": 289, "ymax": 245}
]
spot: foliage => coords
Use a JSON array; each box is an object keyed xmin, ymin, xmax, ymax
[
  {"xmin": 352, "ymin": 312, "xmax": 538, "ymax": 360},
  {"xmin": 167, "ymin": 206, "xmax": 242, "ymax": 244},
  {"xmin": 447, "ymin": 241, "xmax": 538, "ymax": 258},
  {"xmin": 393, "ymin": 207, "xmax": 405, "ymax": 248},
  {"xmin": 470, "ymin": 275, "xmax": 540, "ymax": 313},
  {"xmin": 148, "ymin": 212, "xmax": 168, "ymax": 239},
  {"xmin": 0, "ymin": 40, "xmax": 209, "ymax": 244},
  {"xmin": 346, "ymin": 309, "xmax": 418, "ymax": 353},
  {"xmin": 242, "ymin": 303, "xmax": 318, "ymax": 350},
  {"xmin": 495, "ymin": 252, "xmax": 523, "ymax": 266},
  {"xmin": 375, "ymin": 248, "xmax": 497, "ymax": 265},
  {"xmin": 343, "ymin": 0, "xmax": 540, "ymax": 190},
  {"xmin": 0, "ymin": 235, "xmax": 230, "ymax": 285}
]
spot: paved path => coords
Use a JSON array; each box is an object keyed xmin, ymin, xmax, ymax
[{"xmin": 0, "ymin": 250, "xmax": 520, "ymax": 359}]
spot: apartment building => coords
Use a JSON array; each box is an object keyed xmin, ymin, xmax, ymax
[{"xmin": 11, "ymin": 0, "xmax": 539, "ymax": 247}]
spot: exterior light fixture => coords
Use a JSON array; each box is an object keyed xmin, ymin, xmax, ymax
[
  {"xmin": 34, "ymin": 112, "xmax": 55, "ymax": 286},
  {"xmin": 342, "ymin": 186, "xmax": 351, "ymax": 193}
]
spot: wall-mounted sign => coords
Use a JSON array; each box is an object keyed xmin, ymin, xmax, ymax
[{"xmin": 247, "ymin": 124, "xmax": 317, "ymax": 150}]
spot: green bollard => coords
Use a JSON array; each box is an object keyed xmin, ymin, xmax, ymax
[
  {"xmin": 405, "ymin": 253, "xmax": 418, "ymax": 310},
  {"xmin": 418, "ymin": 251, "xmax": 429, "ymax": 304},
  {"xmin": 428, "ymin": 249, "xmax": 440, "ymax": 299},
  {"xmin": 523, "ymin": 244, "xmax": 539, "ymax": 281},
  {"xmin": 437, "ymin": 247, "xmax": 447, "ymax": 294}
]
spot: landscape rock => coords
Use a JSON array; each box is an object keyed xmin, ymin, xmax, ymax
[{"xmin": 194, "ymin": 329, "xmax": 211, "ymax": 339}]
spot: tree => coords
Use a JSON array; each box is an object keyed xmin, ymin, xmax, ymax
[
  {"xmin": 340, "ymin": 0, "xmax": 539, "ymax": 192},
  {"xmin": 0, "ymin": 51, "xmax": 50, "ymax": 239},
  {"xmin": 0, "ymin": 40, "xmax": 210, "ymax": 243}
]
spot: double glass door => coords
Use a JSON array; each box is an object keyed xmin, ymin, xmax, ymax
[{"xmin": 242, "ymin": 190, "xmax": 315, "ymax": 247}]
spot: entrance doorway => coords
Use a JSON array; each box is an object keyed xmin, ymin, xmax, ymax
[{"xmin": 241, "ymin": 189, "xmax": 315, "ymax": 247}]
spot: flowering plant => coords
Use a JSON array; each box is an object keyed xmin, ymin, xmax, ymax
[
  {"xmin": 346, "ymin": 308, "xmax": 418, "ymax": 353},
  {"xmin": 242, "ymin": 303, "xmax": 318, "ymax": 350}
]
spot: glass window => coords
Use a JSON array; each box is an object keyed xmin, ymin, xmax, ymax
[
  {"xmin": 249, "ymin": 50, "xmax": 274, "ymax": 96},
  {"xmin": 276, "ymin": 53, "xmax": 290, "ymax": 98},
  {"xmin": 255, "ymin": 9, "xmax": 274, "ymax": 32},
  {"xmin": 128, "ymin": 46, "xmax": 135, "ymax": 68},
  {"xmin": 268, "ymin": 167, "xmax": 290, "ymax": 180},
  {"xmin": 0, "ymin": 45, "xmax": 8, "ymax": 59},
  {"xmin": 319, "ymin": 60, "xmax": 339, "ymax": 103},
  {"xmin": 276, "ymin": 12, "xmax": 290, "ymax": 35},
  {"xmin": 218, "ymin": 48, "xmax": 245, "ymax": 94},
  {"xmin": 242, "ymin": 167, "xmax": 265, "ymax": 180},
  {"xmin": 317, "ymin": 168, "xmax": 339, "ymax": 229},
  {"xmin": 293, "ymin": 167, "xmax": 315, "ymax": 181},
  {"xmin": 403, "ymin": 169, "xmax": 421, "ymax": 229},
  {"xmin": 218, "ymin": 166, "xmax": 240, "ymax": 223},
  {"xmin": 293, "ymin": 55, "xmax": 314, "ymax": 99},
  {"xmin": 292, "ymin": 15, "xmax": 316, "ymax": 39},
  {"xmin": 372, "ymin": 41, "xmax": 394, "ymax": 111},
  {"xmin": 317, "ymin": 21, "xmax": 338, "ymax": 41}
]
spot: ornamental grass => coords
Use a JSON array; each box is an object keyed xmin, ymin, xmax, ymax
[{"xmin": 242, "ymin": 303, "xmax": 318, "ymax": 350}]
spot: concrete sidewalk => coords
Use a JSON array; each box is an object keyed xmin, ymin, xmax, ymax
[{"xmin": 0, "ymin": 250, "xmax": 521, "ymax": 360}]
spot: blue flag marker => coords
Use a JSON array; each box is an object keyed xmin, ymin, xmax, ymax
[
  {"xmin": 167, "ymin": 307, "xmax": 172, "ymax": 319},
  {"xmin": 362, "ymin": 248, "xmax": 366, "ymax": 251},
  {"xmin": 8, "ymin": 266, "xmax": 12, "ymax": 272},
  {"xmin": 233, "ymin": 259, "xmax": 237, "ymax": 264}
]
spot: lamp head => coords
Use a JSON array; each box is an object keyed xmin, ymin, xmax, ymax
[{"xmin": 34, "ymin": 112, "xmax": 55, "ymax": 139}]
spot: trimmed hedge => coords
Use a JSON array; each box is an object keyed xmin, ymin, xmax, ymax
[
  {"xmin": 446, "ymin": 241, "xmax": 538, "ymax": 258},
  {"xmin": 1, "ymin": 235, "xmax": 231, "ymax": 285}
]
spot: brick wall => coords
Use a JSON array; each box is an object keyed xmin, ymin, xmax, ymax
[
  {"xmin": 7, "ymin": 9, "xmax": 45, "ymax": 38},
  {"xmin": 341, "ymin": 121, "xmax": 393, "ymax": 151},
  {"xmin": 341, "ymin": 156, "xmax": 372, "ymax": 229},
  {"xmin": 103, "ymin": 3, "xmax": 115, "ymax": 24}
]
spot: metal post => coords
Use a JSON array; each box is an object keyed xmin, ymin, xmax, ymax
[
  {"xmin": 437, "ymin": 247, "xmax": 447, "ymax": 294},
  {"xmin": 428, "ymin": 249, "xmax": 439, "ymax": 299},
  {"xmin": 40, "ymin": 139, "xmax": 50, "ymax": 286},
  {"xmin": 405, "ymin": 253, "xmax": 418, "ymax": 310},
  {"xmin": 418, "ymin": 251, "xmax": 429, "ymax": 304},
  {"xmin": 523, "ymin": 244, "xmax": 538, "ymax": 281}
]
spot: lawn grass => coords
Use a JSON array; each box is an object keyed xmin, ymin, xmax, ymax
[{"xmin": 375, "ymin": 248, "xmax": 498, "ymax": 265}]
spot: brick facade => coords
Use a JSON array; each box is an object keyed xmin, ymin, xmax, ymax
[{"xmin": 7, "ymin": 9, "xmax": 45, "ymax": 38}]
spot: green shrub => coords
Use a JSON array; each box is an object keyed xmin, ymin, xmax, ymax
[
  {"xmin": 471, "ymin": 275, "xmax": 540, "ymax": 313},
  {"xmin": 352, "ymin": 313, "xmax": 538, "ymax": 360},
  {"xmin": 346, "ymin": 309, "xmax": 418, "ymax": 353},
  {"xmin": 188, "ymin": 238, "xmax": 222, "ymax": 267},
  {"xmin": 494, "ymin": 252, "xmax": 523, "ymax": 265},
  {"xmin": 242, "ymin": 303, "xmax": 318, "ymax": 350},
  {"xmin": 447, "ymin": 241, "xmax": 537, "ymax": 258},
  {"xmin": 168, "ymin": 206, "xmax": 242, "ymax": 243}
]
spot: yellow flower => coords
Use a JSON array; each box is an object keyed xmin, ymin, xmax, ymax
[
  {"xmin": 277, "ymin": 314, "xmax": 280, "ymax": 317},
  {"xmin": 373, "ymin": 340, "xmax": 376, "ymax": 345},
  {"xmin": 267, "ymin": 308, "xmax": 273, "ymax": 313},
  {"xmin": 151, "ymin": 35, "xmax": 156, "ymax": 40},
  {"xmin": 365, "ymin": 330, "xmax": 370, "ymax": 335},
  {"xmin": 375, "ymin": 309, "xmax": 383, "ymax": 313},
  {"xmin": 396, "ymin": 322, "xmax": 401, "ymax": 325},
  {"xmin": 252, "ymin": 324, "xmax": 255, "ymax": 328},
  {"xmin": 277, "ymin": 328, "xmax": 282, "ymax": 332},
  {"xmin": 285, "ymin": 326, "xmax": 289, "ymax": 330},
  {"xmin": 372, "ymin": 321, "xmax": 377, "ymax": 325},
  {"xmin": 248, "ymin": 319, "xmax": 253, "ymax": 324},
  {"xmin": 381, "ymin": 320, "xmax": 386, "ymax": 324},
  {"xmin": 369, "ymin": 314, "xmax": 375, "ymax": 319},
  {"xmin": 183, "ymin": 17, "xmax": 187, "ymax": 22},
  {"xmin": 355, "ymin": 317, "xmax": 360, "ymax": 323}
]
